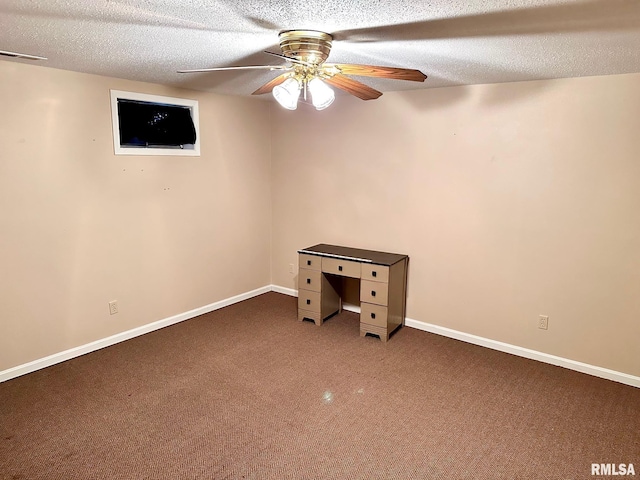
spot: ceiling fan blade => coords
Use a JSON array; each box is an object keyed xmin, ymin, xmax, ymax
[
  {"xmin": 178, "ymin": 65, "xmax": 289, "ymax": 73},
  {"xmin": 323, "ymin": 74, "xmax": 382, "ymax": 101},
  {"xmin": 328, "ymin": 64, "xmax": 426, "ymax": 82},
  {"xmin": 0, "ymin": 49, "xmax": 47, "ymax": 60},
  {"xmin": 263, "ymin": 51, "xmax": 313, "ymax": 66},
  {"xmin": 251, "ymin": 73, "xmax": 292, "ymax": 95}
]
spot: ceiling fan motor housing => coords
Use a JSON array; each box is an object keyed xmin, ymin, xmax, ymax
[{"xmin": 279, "ymin": 30, "xmax": 333, "ymax": 66}]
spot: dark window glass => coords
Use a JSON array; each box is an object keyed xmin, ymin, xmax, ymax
[{"xmin": 117, "ymin": 99, "xmax": 197, "ymax": 148}]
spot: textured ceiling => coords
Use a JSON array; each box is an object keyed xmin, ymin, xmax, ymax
[{"xmin": 2, "ymin": 0, "xmax": 640, "ymax": 98}]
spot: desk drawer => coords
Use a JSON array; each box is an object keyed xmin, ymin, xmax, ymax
[
  {"xmin": 299, "ymin": 268, "xmax": 321, "ymax": 292},
  {"xmin": 360, "ymin": 279, "xmax": 388, "ymax": 306},
  {"xmin": 322, "ymin": 257, "xmax": 361, "ymax": 279},
  {"xmin": 361, "ymin": 264, "xmax": 389, "ymax": 283},
  {"xmin": 361, "ymin": 303, "xmax": 388, "ymax": 328},
  {"xmin": 299, "ymin": 253, "xmax": 321, "ymax": 271},
  {"xmin": 298, "ymin": 289, "xmax": 321, "ymax": 313}
]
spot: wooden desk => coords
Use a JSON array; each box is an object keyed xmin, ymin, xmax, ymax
[{"xmin": 297, "ymin": 244, "xmax": 408, "ymax": 342}]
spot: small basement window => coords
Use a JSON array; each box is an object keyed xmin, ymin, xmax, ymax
[{"xmin": 110, "ymin": 90, "xmax": 200, "ymax": 156}]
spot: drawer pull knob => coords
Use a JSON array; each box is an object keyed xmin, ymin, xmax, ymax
[
  {"xmin": 371, "ymin": 290, "xmax": 376, "ymax": 297},
  {"xmin": 306, "ymin": 299, "xmax": 311, "ymax": 305},
  {"xmin": 306, "ymin": 278, "xmax": 311, "ymax": 284},
  {"xmin": 338, "ymin": 265, "xmax": 343, "ymax": 271},
  {"xmin": 371, "ymin": 313, "xmax": 376, "ymax": 319},
  {"xmin": 372, "ymin": 271, "xmax": 377, "ymax": 277},
  {"xmin": 307, "ymin": 260, "xmax": 311, "ymax": 266}
]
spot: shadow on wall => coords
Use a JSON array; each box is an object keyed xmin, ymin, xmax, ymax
[
  {"xmin": 393, "ymin": 84, "xmax": 469, "ymax": 111},
  {"xmin": 475, "ymin": 79, "xmax": 553, "ymax": 107},
  {"xmin": 393, "ymin": 72, "xmax": 553, "ymax": 112}
]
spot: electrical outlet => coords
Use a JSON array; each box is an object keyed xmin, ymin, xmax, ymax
[
  {"xmin": 538, "ymin": 315, "xmax": 549, "ymax": 330},
  {"xmin": 289, "ymin": 263, "xmax": 295, "ymax": 274},
  {"xmin": 109, "ymin": 300, "xmax": 118, "ymax": 315}
]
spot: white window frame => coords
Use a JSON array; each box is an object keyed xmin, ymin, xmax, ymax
[{"xmin": 110, "ymin": 90, "xmax": 200, "ymax": 156}]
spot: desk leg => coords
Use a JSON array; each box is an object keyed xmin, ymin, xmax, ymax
[{"xmin": 359, "ymin": 324, "xmax": 389, "ymax": 342}]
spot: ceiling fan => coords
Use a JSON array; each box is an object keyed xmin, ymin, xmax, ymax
[
  {"xmin": 0, "ymin": 49, "xmax": 47, "ymax": 61},
  {"xmin": 178, "ymin": 30, "xmax": 427, "ymax": 110}
]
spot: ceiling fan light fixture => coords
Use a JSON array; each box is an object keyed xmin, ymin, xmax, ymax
[
  {"xmin": 308, "ymin": 77, "xmax": 335, "ymax": 110},
  {"xmin": 272, "ymin": 77, "xmax": 301, "ymax": 110}
]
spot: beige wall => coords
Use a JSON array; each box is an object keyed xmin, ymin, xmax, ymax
[
  {"xmin": 0, "ymin": 61, "xmax": 272, "ymax": 371},
  {"xmin": 3, "ymin": 59, "xmax": 639, "ymax": 380},
  {"xmin": 271, "ymin": 73, "xmax": 640, "ymax": 377}
]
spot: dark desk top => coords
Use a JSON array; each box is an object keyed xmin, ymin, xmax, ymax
[{"xmin": 298, "ymin": 244, "xmax": 408, "ymax": 266}]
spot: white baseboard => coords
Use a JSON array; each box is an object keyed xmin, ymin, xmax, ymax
[
  {"xmin": 4, "ymin": 285, "xmax": 639, "ymax": 389},
  {"xmin": 342, "ymin": 303, "xmax": 360, "ymax": 314},
  {"xmin": 272, "ymin": 285, "xmax": 640, "ymax": 388},
  {"xmin": 0, "ymin": 286, "xmax": 271, "ymax": 383},
  {"xmin": 271, "ymin": 285, "xmax": 297, "ymax": 297},
  {"xmin": 406, "ymin": 318, "xmax": 640, "ymax": 388}
]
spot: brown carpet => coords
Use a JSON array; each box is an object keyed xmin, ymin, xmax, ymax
[{"xmin": 1, "ymin": 292, "xmax": 638, "ymax": 479}]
